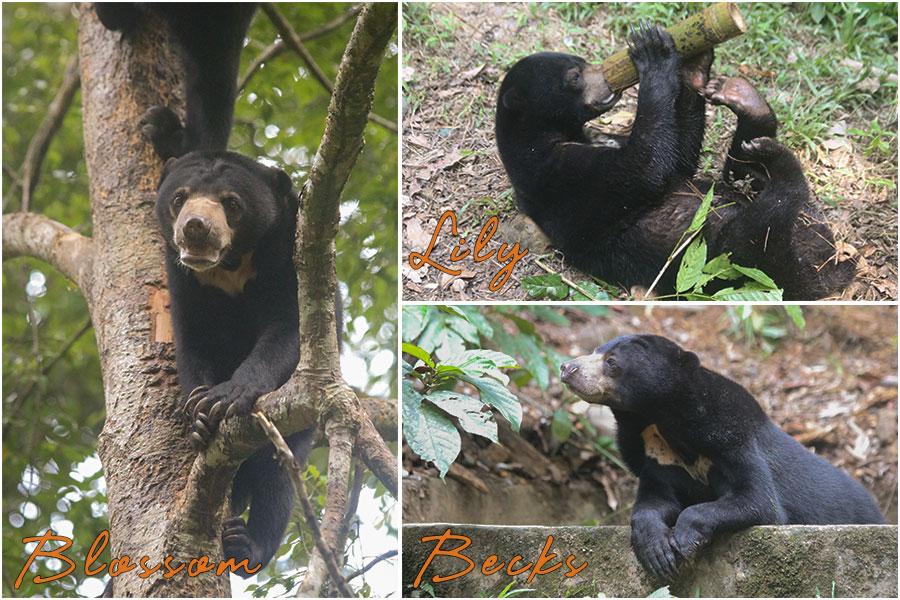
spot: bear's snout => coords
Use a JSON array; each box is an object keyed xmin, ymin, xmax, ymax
[
  {"xmin": 560, "ymin": 361, "xmax": 579, "ymax": 382},
  {"xmin": 183, "ymin": 216, "xmax": 211, "ymax": 244}
]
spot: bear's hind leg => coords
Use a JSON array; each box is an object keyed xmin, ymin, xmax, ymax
[
  {"xmin": 705, "ymin": 77, "xmax": 778, "ymax": 184},
  {"xmin": 225, "ymin": 429, "xmax": 315, "ymax": 577}
]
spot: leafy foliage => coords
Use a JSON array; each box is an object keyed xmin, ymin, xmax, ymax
[
  {"xmin": 402, "ymin": 308, "xmax": 521, "ymax": 476},
  {"xmin": 2, "ymin": 4, "xmax": 397, "ymax": 596},
  {"xmin": 665, "ymin": 186, "xmax": 783, "ymax": 301},
  {"xmin": 725, "ymin": 305, "xmax": 807, "ymax": 355}
]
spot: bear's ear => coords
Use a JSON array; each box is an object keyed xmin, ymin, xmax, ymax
[
  {"xmin": 269, "ymin": 167, "xmax": 298, "ymax": 214},
  {"xmin": 502, "ymin": 87, "xmax": 526, "ymax": 111},
  {"xmin": 679, "ymin": 350, "xmax": 700, "ymax": 370},
  {"xmin": 157, "ymin": 157, "xmax": 178, "ymax": 189}
]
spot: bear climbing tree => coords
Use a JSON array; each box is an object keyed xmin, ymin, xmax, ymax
[{"xmin": 3, "ymin": 4, "xmax": 397, "ymax": 597}]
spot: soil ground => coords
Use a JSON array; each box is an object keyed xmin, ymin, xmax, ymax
[{"xmin": 401, "ymin": 3, "xmax": 898, "ymax": 301}]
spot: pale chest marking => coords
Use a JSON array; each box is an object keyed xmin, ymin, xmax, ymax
[
  {"xmin": 194, "ymin": 252, "xmax": 256, "ymax": 296},
  {"xmin": 641, "ymin": 424, "xmax": 712, "ymax": 485}
]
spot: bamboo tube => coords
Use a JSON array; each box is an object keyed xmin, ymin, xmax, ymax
[{"xmin": 601, "ymin": 2, "xmax": 747, "ymax": 92}]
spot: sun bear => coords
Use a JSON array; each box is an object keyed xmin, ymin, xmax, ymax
[
  {"xmin": 96, "ymin": 3, "xmax": 332, "ymax": 578},
  {"xmin": 560, "ymin": 334, "xmax": 885, "ymax": 581},
  {"xmin": 495, "ymin": 24, "xmax": 854, "ymax": 300}
]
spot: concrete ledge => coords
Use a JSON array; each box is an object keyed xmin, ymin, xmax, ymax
[{"xmin": 403, "ymin": 524, "xmax": 898, "ymax": 597}]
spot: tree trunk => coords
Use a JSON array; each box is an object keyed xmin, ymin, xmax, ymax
[{"xmin": 77, "ymin": 5, "xmax": 231, "ymax": 596}]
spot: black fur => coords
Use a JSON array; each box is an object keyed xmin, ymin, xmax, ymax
[
  {"xmin": 97, "ymin": 4, "xmax": 331, "ymax": 578},
  {"xmin": 96, "ymin": 3, "xmax": 256, "ymax": 158},
  {"xmin": 561, "ymin": 334, "xmax": 884, "ymax": 581},
  {"xmin": 495, "ymin": 25, "xmax": 854, "ymax": 299}
]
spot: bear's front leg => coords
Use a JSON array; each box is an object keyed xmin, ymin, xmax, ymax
[
  {"xmin": 671, "ymin": 452, "xmax": 786, "ymax": 562},
  {"xmin": 630, "ymin": 470, "xmax": 684, "ymax": 581},
  {"xmin": 189, "ymin": 314, "xmax": 299, "ymax": 447}
]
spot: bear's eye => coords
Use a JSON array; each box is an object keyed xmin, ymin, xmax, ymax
[
  {"xmin": 605, "ymin": 356, "xmax": 622, "ymax": 377},
  {"xmin": 565, "ymin": 69, "xmax": 582, "ymax": 88},
  {"xmin": 171, "ymin": 191, "xmax": 186, "ymax": 214},
  {"xmin": 222, "ymin": 195, "xmax": 242, "ymax": 215}
]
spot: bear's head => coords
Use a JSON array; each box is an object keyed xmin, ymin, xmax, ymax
[
  {"xmin": 497, "ymin": 52, "xmax": 620, "ymax": 128},
  {"xmin": 560, "ymin": 334, "xmax": 699, "ymax": 413},
  {"xmin": 155, "ymin": 151, "xmax": 296, "ymax": 272}
]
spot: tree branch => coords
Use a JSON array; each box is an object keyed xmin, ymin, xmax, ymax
[
  {"xmin": 260, "ymin": 3, "xmax": 398, "ymax": 134},
  {"xmin": 237, "ymin": 4, "xmax": 363, "ymax": 92},
  {"xmin": 2, "ymin": 212, "xmax": 94, "ymax": 292},
  {"xmin": 345, "ymin": 549, "xmax": 398, "ymax": 583},
  {"xmin": 253, "ymin": 413, "xmax": 354, "ymax": 597},
  {"xmin": 21, "ymin": 54, "xmax": 81, "ymax": 212},
  {"xmin": 357, "ymin": 416, "xmax": 398, "ymax": 496},
  {"xmin": 298, "ymin": 410, "xmax": 356, "ymax": 596}
]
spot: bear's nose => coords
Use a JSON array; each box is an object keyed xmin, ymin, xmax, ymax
[
  {"xmin": 183, "ymin": 216, "xmax": 210, "ymax": 243},
  {"xmin": 560, "ymin": 361, "xmax": 578, "ymax": 382}
]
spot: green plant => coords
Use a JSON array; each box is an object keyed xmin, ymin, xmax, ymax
[
  {"xmin": 651, "ymin": 186, "xmax": 783, "ymax": 300},
  {"xmin": 850, "ymin": 119, "xmax": 898, "ymax": 160},
  {"xmin": 402, "ymin": 307, "xmax": 523, "ymax": 476},
  {"xmin": 725, "ymin": 305, "xmax": 806, "ymax": 354}
]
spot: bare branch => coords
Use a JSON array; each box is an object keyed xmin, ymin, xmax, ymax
[
  {"xmin": 345, "ymin": 549, "xmax": 398, "ymax": 583},
  {"xmin": 260, "ymin": 3, "xmax": 398, "ymax": 133},
  {"xmin": 237, "ymin": 4, "xmax": 363, "ymax": 92},
  {"xmin": 253, "ymin": 413, "xmax": 354, "ymax": 597},
  {"xmin": 21, "ymin": 54, "xmax": 81, "ymax": 212},
  {"xmin": 298, "ymin": 412, "xmax": 356, "ymax": 597},
  {"xmin": 2, "ymin": 212, "xmax": 94, "ymax": 292},
  {"xmin": 357, "ymin": 415, "xmax": 398, "ymax": 496}
]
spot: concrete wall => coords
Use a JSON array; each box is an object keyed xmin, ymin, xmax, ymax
[{"xmin": 402, "ymin": 524, "xmax": 898, "ymax": 597}]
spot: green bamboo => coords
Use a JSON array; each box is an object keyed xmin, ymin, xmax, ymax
[{"xmin": 601, "ymin": 2, "xmax": 747, "ymax": 93}]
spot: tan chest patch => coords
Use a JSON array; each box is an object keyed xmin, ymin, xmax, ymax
[
  {"xmin": 641, "ymin": 424, "xmax": 712, "ymax": 484},
  {"xmin": 194, "ymin": 253, "xmax": 256, "ymax": 296}
]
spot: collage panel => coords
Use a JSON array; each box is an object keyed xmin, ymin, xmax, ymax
[
  {"xmin": 401, "ymin": 304, "xmax": 898, "ymax": 597},
  {"xmin": 402, "ymin": 2, "xmax": 898, "ymax": 301},
  {"xmin": 0, "ymin": 1, "xmax": 898, "ymax": 599},
  {"xmin": 2, "ymin": 3, "xmax": 398, "ymax": 597}
]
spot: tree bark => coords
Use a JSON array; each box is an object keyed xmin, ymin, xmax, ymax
[{"xmin": 76, "ymin": 5, "xmax": 228, "ymax": 597}]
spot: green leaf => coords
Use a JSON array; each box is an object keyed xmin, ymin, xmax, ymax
[
  {"xmin": 402, "ymin": 306, "xmax": 428, "ymax": 342},
  {"xmin": 426, "ymin": 390, "xmax": 498, "ymax": 443},
  {"xmin": 402, "ymin": 342, "xmax": 434, "ymax": 369},
  {"xmin": 686, "ymin": 185, "xmax": 715, "ymax": 233},
  {"xmin": 784, "ymin": 305, "xmax": 806, "ymax": 329},
  {"xmin": 443, "ymin": 349, "xmax": 518, "ymax": 383},
  {"xmin": 675, "ymin": 237, "xmax": 707, "ymax": 293},
  {"xmin": 433, "ymin": 329, "xmax": 466, "ymax": 363},
  {"xmin": 513, "ymin": 333, "xmax": 550, "ymax": 390},
  {"xmin": 570, "ymin": 281, "xmax": 610, "ymax": 301},
  {"xmin": 461, "ymin": 374, "xmax": 523, "ymax": 432},
  {"xmin": 406, "ymin": 402, "xmax": 461, "ymax": 478},
  {"xmin": 521, "ymin": 274, "xmax": 568, "ymax": 300},
  {"xmin": 550, "ymin": 408, "xmax": 573, "ymax": 443},
  {"xmin": 732, "ymin": 264, "xmax": 779, "ymax": 289},
  {"xmin": 438, "ymin": 305, "xmax": 467, "ymax": 319},
  {"xmin": 443, "ymin": 349, "xmax": 519, "ymax": 370},
  {"xmin": 456, "ymin": 306, "xmax": 494, "ymax": 337},
  {"xmin": 446, "ymin": 314, "xmax": 480, "ymax": 344},
  {"xmin": 403, "ymin": 381, "xmax": 460, "ymax": 477},
  {"xmin": 711, "ymin": 287, "xmax": 783, "ymax": 301}
]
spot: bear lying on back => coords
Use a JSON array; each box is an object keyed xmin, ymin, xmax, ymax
[
  {"xmin": 561, "ymin": 334, "xmax": 884, "ymax": 580},
  {"xmin": 495, "ymin": 24, "xmax": 854, "ymax": 300}
]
